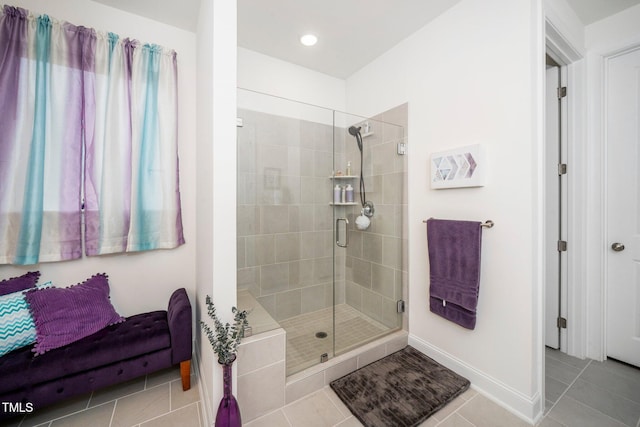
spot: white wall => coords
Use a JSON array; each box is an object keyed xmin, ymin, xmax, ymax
[
  {"xmin": 237, "ymin": 47, "xmax": 346, "ymax": 115},
  {"xmin": 585, "ymin": 4, "xmax": 640, "ymax": 52},
  {"xmin": 347, "ymin": 0, "xmax": 544, "ymax": 421},
  {"xmin": 195, "ymin": 0, "xmax": 215, "ymax": 422},
  {"xmin": 1, "ymin": 0, "xmax": 197, "ymax": 317},
  {"xmin": 195, "ymin": 0, "xmax": 238, "ymax": 424}
]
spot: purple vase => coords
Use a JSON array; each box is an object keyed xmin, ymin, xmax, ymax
[{"xmin": 215, "ymin": 361, "xmax": 242, "ymax": 427}]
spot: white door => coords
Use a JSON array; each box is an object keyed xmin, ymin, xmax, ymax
[
  {"xmin": 606, "ymin": 47, "xmax": 640, "ymax": 367},
  {"xmin": 545, "ymin": 64, "xmax": 560, "ymax": 349}
]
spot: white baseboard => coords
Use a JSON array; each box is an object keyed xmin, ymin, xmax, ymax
[
  {"xmin": 194, "ymin": 340, "xmax": 213, "ymax": 427},
  {"xmin": 408, "ymin": 334, "xmax": 542, "ymax": 425}
]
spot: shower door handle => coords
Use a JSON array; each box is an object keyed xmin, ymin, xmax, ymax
[{"xmin": 336, "ymin": 218, "xmax": 349, "ymax": 248}]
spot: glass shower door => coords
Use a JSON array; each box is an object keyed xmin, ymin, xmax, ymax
[
  {"xmin": 332, "ymin": 109, "xmax": 406, "ymax": 357},
  {"xmin": 236, "ymin": 88, "xmax": 339, "ymax": 375},
  {"xmin": 237, "ymin": 88, "xmax": 406, "ymax": 375}
]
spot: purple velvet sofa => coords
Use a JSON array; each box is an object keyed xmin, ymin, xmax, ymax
[{"xmin": 0, "ymin": 288, "xmax": 192, "ymax": 421}]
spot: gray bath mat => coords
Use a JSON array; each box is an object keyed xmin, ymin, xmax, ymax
[{"xmin": 330, "ymin": 346, "xmax": 470, "ymax": 427}]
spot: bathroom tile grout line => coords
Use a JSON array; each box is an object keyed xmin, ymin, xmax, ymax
[
  {"xmin": 108, "ymin": 398, "xmax": 117, "ymax": 427},
  {"xmin": 434, "ymin": 392, "xmax": 477, "ymax": 427},
  {"xmin": 241, "ymin": 358, "xmax": 286, "ymax": 377},
  {"xmin": 15, "ymin": 377, "xmax": 185, "ymax": 427},
  {"xmin": 543, "ymin": 357, "xmax": 640, "ymax": 427},
  {"xmin": 544, "ymin": 358, "xmax": 592, "ymax": 422},
  {"xmin": 14, "ymin": 389, "xmax": 99, "ymax": 427},
  {"xmin": 281, "ymin": 404, "xmax": 295, "ymax": 427},
  {"xmin": 324, "ymin": 387, "xmax": 355, "ymax": 425},
  {"xmin": 127, "ymin": 401, "xmax": 200, "ymax": 427}
]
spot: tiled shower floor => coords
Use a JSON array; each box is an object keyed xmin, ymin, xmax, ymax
[{"xmin": 279, "ymin": 304, "xmax": 393, "ymax": 376}]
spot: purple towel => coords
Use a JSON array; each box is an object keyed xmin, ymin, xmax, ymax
[{"xmin": 426, "ymin": 219, "xmax": 482, "ymax": 330}]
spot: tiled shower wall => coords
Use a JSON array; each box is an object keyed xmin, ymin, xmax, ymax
[
  {"xmin": 236, "ymin": 109, "xmax": 346, "ymax": 322},
  {"xmin": 343, "ymin": 104, "xmax": 408, "ymax": 331},
  {"xmin": 236, "ymin": 104, "xmax": 407, "ymax": 328}
]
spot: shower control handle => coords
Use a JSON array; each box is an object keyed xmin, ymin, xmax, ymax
[{"xmin": 336, "ymin": 218, "xmax": 349, "ymax": 248}]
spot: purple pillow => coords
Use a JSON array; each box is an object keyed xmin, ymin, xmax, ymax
[
  {"xmin": 0, "ymin": 271, "xmax": 40, "ymax": 296},
  {"xmin": 25, "ymin": 273, "xmax": 125, "ymax": 355}
]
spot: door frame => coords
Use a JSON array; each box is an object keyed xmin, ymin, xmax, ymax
[
  {"xmin": 544, "ymin": 53, "xmax": 573, "ymax": 353},
  {"xmin": 543, "ymin": 0, "xmax": 640, "ymax": 393},
  {"xmin": 545, "ymin": 17, "xmax": 586, "ymax": 360}
]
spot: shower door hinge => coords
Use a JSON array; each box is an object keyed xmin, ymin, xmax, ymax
[
  {"xmin": 397, "ymin": 300, "xmax": 406, "ymax": 313},
  {"xmin": 397, "ymin": 142, "xmax": 407, "ymax": 155},
  {"xmin": 557, "ymin": 86, "xmax": 567, "ymax": 99},
  {"xmin": 557, "ymin": 240, "xmax": 567, "ymax": 252},
  {"xmin": 236, "ymin": 117, "xmax": 243, "ymax": 127},
  {"xmin": 558, "ymin": 163, "xmax": 567, "ymax": 175},
  {"xmin": 557, "ymin": 317, "xmax": 567, "ymax": 329}
]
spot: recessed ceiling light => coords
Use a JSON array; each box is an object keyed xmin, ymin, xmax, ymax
[{"xmin": 300, "ymin": 34, "xmax": 318, "ymax": 46}]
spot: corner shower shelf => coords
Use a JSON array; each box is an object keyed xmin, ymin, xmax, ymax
[{"xmin": 330, "ymin": 176, "xmax": 357, "ymax": 206}]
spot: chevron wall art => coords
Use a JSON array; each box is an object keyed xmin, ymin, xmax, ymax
[{"xmin": 430, "ymin": 144, "xmax": 485, "ymax": 189}]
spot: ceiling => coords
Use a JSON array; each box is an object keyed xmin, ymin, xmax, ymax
[
  {"xmin": 92, "ymin": 0, "xmax": 640, "ymax": 79},
  {"xmin": 236, "ymin": 0, "xmax": 463, "ymax": 78},
  {"xmin": 564, "ymin": 0, "xmax": 640, "ymax": 25},
  {"xmin": 92, "ymin": 0, "xmax": 200, "ymax": 33}
]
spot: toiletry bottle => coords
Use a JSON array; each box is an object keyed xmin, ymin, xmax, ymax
[
  {"xmin": 334, "ymin": 185, "xmax": 341, "ymax": 204},
  {"xmin": 345, "ymin": 184, "xmax": 354, "ymax": 203},
  {"xmin": 341, "ymin": 185, "xmax": 346, "ymax": 203},
  {"xmin": 346, "ymin": 161, "xmax": 352, "ymax": 176}
]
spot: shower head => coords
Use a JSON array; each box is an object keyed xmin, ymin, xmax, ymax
[{"xmin": 348, "ymin": 125, "xmax": 364, "ymax": 153}]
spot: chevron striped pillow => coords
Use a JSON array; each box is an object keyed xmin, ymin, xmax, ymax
[{"xmin": 0, "ymin": 282, "xmax": 51, "ymax": 357}]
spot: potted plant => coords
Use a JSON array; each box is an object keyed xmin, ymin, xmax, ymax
[{"xmin": 200, "ymin": 295, "xmax": 249, "ymax": 427}]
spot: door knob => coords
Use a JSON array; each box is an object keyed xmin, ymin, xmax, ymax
[{"xmin": 611, "ymin": 242, "xmax": 625, "ymax": 252}]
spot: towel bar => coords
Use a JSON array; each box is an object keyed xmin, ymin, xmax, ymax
[{"xmin": 422, "ymin": 219, "xmax": 494, "ymax": 229}]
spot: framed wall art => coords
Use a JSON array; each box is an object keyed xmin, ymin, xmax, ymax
[{"xmin": 430, "ymin": 144, "xmax": 485, "ymax": 189}]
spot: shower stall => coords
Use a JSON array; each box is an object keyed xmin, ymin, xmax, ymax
[{"xmin": 236, "ymin": 89, "xmax": 408, "ymax": 376}]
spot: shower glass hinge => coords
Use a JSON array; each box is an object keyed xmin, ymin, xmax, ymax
[
  {"xmin": 557, "ymin": 317, "xmax": 567, "ymax": 329},
  {"xmin": 558, "ymin": 163, "xmax": 567, "ymax": 175},
  {"xmin": 397, "ymin": 142, "xmax": 407, "ymax": 155},
  {"xmin": 397, "ymin": 300, "xmax": 406, "ymax": 313},
  {"xmin": 236, "ymin": 117, "xmax": 243, "ymax": 127},
  {"xmin": 557, "ymin": 240, "xmax": 567, "ymax": 252},
  {"xmin": 320, "ymin": 353, "xmax": 329, "ymax": 363},
  {"xmin": 243, "ymin": 325, "xmax": 253, "ymax": 338}
]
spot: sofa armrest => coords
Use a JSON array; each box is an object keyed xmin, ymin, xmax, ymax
[{"xmin": 167, "ymin": 288, "xmax": 192, "ymax": 365}]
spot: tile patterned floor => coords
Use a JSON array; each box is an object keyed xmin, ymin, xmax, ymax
[
  {"xmin": 246, "ymin": 349, "xmax": 640, "ymax": 427},
  {"xmin": 279, "ymin": 304, "xmax": 391, "ymax": 376},
  {"xmin": 246, "ymin": 385, "xmax": 532, "ymax": 427},
  {"xmin": 542, "ymin": 348, "xmax": 640, "ymax": 427},
  {"xmin": 6, "ymin": 346, "xmax": 639, "ymax": 426},
  {"xmin": 5, "ymin": 366, "xmax": 201, "ymax": 427}
]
